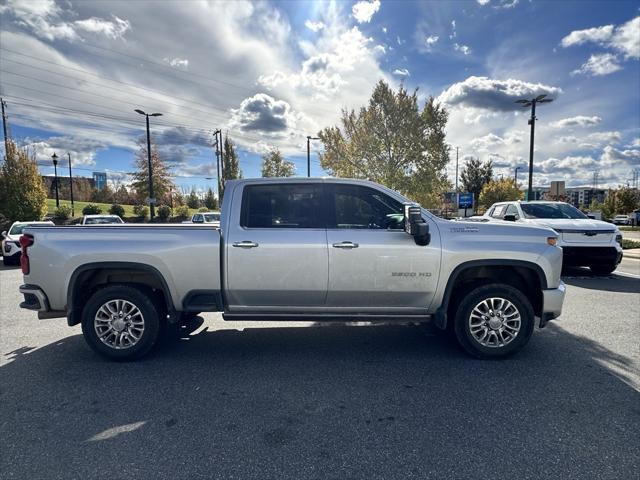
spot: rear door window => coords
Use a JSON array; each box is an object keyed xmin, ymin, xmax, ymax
[{"xmin": 241, "ymin": 184, "xmax": 324, "ymax": 228}]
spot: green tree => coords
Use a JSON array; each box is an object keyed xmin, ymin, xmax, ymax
[
  {"xmin": 0, "ymin": 141, "xmax": 47, "ymax": 222},
  {"xmin": 82, "ymin": 204, "xmax": 102, "ymax": 215},
  {"xmin": 186, "ymin": 188, "xmax": 200, "ymax": 209},
  {"xmin": 318, "ymin": 80, "xmax": 450, "ymax": 207},
  {"xmin": 204, "ymin": 187, "xmax": 218, "ymax": 210},
  {"xmin": 130, "ymin": 139, "xmax": 176, "ymax": 205},
  {"xmin": 91, "ymin": 184, "xmax": 114, "ymax": 204},
  {"xmin": 261, "ymin": 148, "xmax": 295, "ymax": 177},
  {"xmin": 109, "ymin": 204, "xmax": 126, "ymax": 217},
  {"xmin": 615, "ymin": 186, "xmax": 640, "ymax": 214},
  {"xmin": 157, "ymin": 205, "xmax": 172, "ymax": 221},
  {"xmin": 223, "ymin": 135, "xmax": 242, "ymax": 183},
  {"xmin": 479, "ymin": 178, "xmax": 523, "ymax": 207},
  {"xmin": 460, "ymin": 158, "xmax": 493, "ymax": 210}
]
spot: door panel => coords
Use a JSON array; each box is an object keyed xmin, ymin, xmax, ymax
[
  {"xmin": 225, "ymin": 183, "xmax": 328, "ymax": 309},
  {"xmin": 325, "ymin": 184, "xmax": 439, "ymax": 311}
]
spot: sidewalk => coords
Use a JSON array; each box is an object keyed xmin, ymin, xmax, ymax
[{"xmin": 624, "ymin": 248, "xmax": 640, "ymax": 260}]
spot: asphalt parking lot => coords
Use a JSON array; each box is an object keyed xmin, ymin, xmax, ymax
[{"xmin": 1, "ymin": 259, "xmax": 638, "ymax": 479}]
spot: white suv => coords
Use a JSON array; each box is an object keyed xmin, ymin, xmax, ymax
[
  {"xmin": 484, "ymin": 201, "xmax": 623, "ymax": 275},
  {"xmin": 2, "ymin": 221, "xmax": 55, "ymax": 265}
]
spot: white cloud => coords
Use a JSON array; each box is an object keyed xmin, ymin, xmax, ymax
[
  {"xmin": 600, "ymin": 145, "xmax": 640, "ymax": 167},
  {"xmin": 74, "ymin": 16, "xmax": 130, "ymax": 39},
  {"xmin": 586, "ymin": 131, "xmax": 622, "ymax": 145},
  {"xmin": 23, "ymin": 135, "xmax": 107, "ymax": 166},
  {"xmin": 305, "ymin": 20, "xmax": 325, "ymax": 32},
  {"xmin": 572, "ymin": 53, "xmax": 622, "ymax": 76},
  {"xmin": 352, "ymin": 0, "xmax": 381, "ymax": 24},
  {"xmin": 438, "ymin": 76, "xmax": 561, "ymax": 111},
  {"xmin": 162, "ymin": 57, "xmax": 189, "ymax": 70},
  {"xmin": 454, "ymin": 43, "xmax": 471, "ymax": 55},
  {"xmin": 426, "ymin": 35, "xmax": 439, "ymax": 46},
  {"xmin": 550, "ymin": 116, "xmax": 602, "ymax": 128},
  {"xmin": 392, "ymin": 68, "xmax": 410, "ymax": 77},
  {"xmin": 477, "ymin": 0, "xmax": 491, "ymax": 5},
  {"xmin": 561, "ymin": 16, "xmax": 639, "ymax": 59},
  {"xmin": 229, "ymin": 93, "xmax": 299, "ymax": 136}
]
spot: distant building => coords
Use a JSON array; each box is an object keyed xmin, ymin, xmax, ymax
[
  {"xmin": 93, "ymin": 172, "xmax": 107, "ymax": 190},
  {"xmin": 566, "ymin": 188, "xmax": 607, "ymax": 208}
]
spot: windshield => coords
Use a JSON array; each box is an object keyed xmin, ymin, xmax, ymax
[
  {"xmin": 9, "ymin": 223, "xmax": 49, "ymax": 235},
  {"xmin": 520, "ymin": 203, "xmax": 587, "ymax": 220},
  {"xmin": 85, "ymin": 217, "xmax": 123, "ymax": 224},
  {"xmin": 204, "ymin": 213, "xmax": 220, "ymax": 222}
]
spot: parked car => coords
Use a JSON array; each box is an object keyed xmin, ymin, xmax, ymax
[
  {"xmin": 81, "ymin": 215, "xmax": 124, "ymax": 225},
  {"xmin": 18, "ymin": 178, "xmax": 566, "ymax": 360},
  {"xmin": 484, "ymin": 201, "xmax": 623, "ymax": 275},
  {"xmin": 2, "ymin": 221, "xmax": 54, "ymax": 265},
  {"xmin": 612, "ymin": 214, "xmax": 631, "ymax": 226},
  {"xmin": 190, "ymin": 211, "xmax": 221, "ymax": 226}
]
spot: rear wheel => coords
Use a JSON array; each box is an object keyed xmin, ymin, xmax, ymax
[
  {"xmin": 454, "ymin": 283, "xmax": 534, "ymax": 359},
  {"xmin": 589, "ymin": 263, "xmax": 617, "ymax": 275},
  {"xmin": 81, "ymin": 285, "xmax": 161, "ymax": 360}
]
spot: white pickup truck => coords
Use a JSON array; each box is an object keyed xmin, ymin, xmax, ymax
[{"xmin": 18, "ymin": 178, "xmax": 566, "ymax": 360}]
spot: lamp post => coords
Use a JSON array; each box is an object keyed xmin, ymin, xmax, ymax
[
  {"xmin": 67, "ymin": 153, "xmax": 74, "ymax": 216},
  {"xmin": 515, "ymin": 166, "xmax": 521, "ymax": 184},
  {"xmin": 306, "ymin": 136, "xmax": 320, "ymax": 178},
  {"xmin": 135, "ymin": 109, "xmax": 163, "ymax": 220},
  {"xmin": 515, "ymin": 94, "xmax": 553, "ymax": 200},
  {"xmin": 51, "ymin": 152, "xmax": 59, "ymax": 208}
]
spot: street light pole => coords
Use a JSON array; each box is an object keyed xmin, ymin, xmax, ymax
[
  {"xmin": 67, "ymin": 152, "xmax": 74, "ymax": 217},
  {"xmin": 51, "ymin": 153, "xmax": 59, "ymax": 208},
  {"xmin": 455, "ymin": 146, "xmax": 459, "ymax": 191},
  {"xmin": 306, "ymin": 136, "xmax": 319, "ymax": 178},
  {"xmin": 515, "ymin": 166, "xmax": 521, "ymax": 184},
  {"xmin": 135, "ymin": 109, "xmax": 163, "ymax": 220},
  {"xmin": 516, "ymin": 95, "xmax": 553, "ymax": 201}
]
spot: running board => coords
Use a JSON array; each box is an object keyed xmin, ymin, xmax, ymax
[{"xmin": 222, "ymin": 312, "xmax": 431, "ymax": 322}]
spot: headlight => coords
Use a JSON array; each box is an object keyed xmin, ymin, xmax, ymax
[
  {"xmin": 615, "ymin": 234, "xmax": 622, "ymax": 245},
  {"xmin": 547, "ymin": 237, "xmax": 558, "ymax": 246}
]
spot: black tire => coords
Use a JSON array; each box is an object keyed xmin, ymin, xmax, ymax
[
  {"xmin": 81, "ymin": 284, "xmax": 161, "ymax": 361},
  {"xmin": 589, "ymin": 263, "xmax": 617, "ymax": 275},
  {"xmin": 453, "ymin": 283, "xmax": 535, "ymax": 359}
]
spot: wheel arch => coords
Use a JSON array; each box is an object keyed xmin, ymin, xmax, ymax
[
  {"xmin": 67, "ymin": 262, "xmax": 176, "ymax": 326},
  {"xmin": 433, "ymin": 259, "xmax": 546, "ymax": 330}
]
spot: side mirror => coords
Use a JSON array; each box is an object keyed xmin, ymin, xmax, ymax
[
  {"xmin": 404, "ymin": 203, "xmax": 430, "ymax": 246},
  {"xmin": 503, "ymin": 214, "xmax": 517, "ymax": 222},
  {"xmin": 1, "ymin": 231, "xmax": 6, "ymax": 239},
  {"xmin": 586, "ymin": 214, "xmax": 596, "ymax": 219}
]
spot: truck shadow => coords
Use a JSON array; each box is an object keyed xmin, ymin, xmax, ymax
[{"xmin": 1, "ymin": 322, "xmax": 638, "ymax": 479}]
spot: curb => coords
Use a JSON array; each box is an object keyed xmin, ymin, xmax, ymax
[{"xmin": 624, "ymin": 251, "xmax": 640, "ymax": 260}]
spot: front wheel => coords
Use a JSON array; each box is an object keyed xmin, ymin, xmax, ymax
[
  {"xmin": 454, "ymin": 283, "xmax": 535, "ymax": 359},
  {"xmin": 81, "ymin": 285, "xmax": 161, "ymax": 360}
]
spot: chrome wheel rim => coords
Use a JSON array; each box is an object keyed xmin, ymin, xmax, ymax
[
  {"xmin": 468, "ymin": 297, "xmax": 521, "ymax": 348},
  {"xmin": 94, "ymin": 299, "xmax": 145, "ymax": 350}
]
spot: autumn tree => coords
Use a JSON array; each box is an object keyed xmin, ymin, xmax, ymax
[
  {"xmin": 460, "ymin": 158, "xmax": 493, "ymax": 210},
  {"xmin": 614, "ymin": 186, "xmax": 640, "ymax": 214},
  {"xmin": 0, "ymin": 140, "xmax": 47, "ymax": 222},
  {"xmin": 317, "ymin": 80, "xmax": 450, "ymax": 207},
  {"xmin": 479, "ymin": 178, "xmax": 523, "ymax": 207},
  {"xmin": 130, "ymin": 138, "xmax": 175, "ymax": 205},
  {"xmin": 261, "ymin": 148, "xmax": 295, "ymax": 177}
]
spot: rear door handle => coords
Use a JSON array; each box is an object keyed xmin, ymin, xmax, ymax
[
  {"xmin": 332, "ymin": 241, "xmax": 359, "ymax": 249},
  {"xmin": 232, "ymin": 241, "xmax": 259, "ymax": 248}
]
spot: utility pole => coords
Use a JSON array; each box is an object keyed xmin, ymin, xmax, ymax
[
  {"xmin": 515, "ymin": 166, "xmax": 521, "ymax": 184},
  {"xmin": 516, "ymin": 94, "xmax": 554, "ymax": 200},
  {"xmin": 135, "ymin": 109, "xmax": 162, "ymax": 220},
  {"xmin": 1, "ymin": 98, "xmax": 9, "ymax": 159},
  {"xmin": 67, "ymin": 153, "xmax": 75, "ymax": 217},
  {"xmin": 455, "ymin": 147, "xmax": 459, "ymax": 191},
  {"xmin": 218, "ymin": 130, "xmax": 225, "ymax": 194},
  {"xmin": 307, "ymin": 136, "xmax": 319, "ymax": 177},
  {"xmin": 213, "ymin": 129, "xmax": 221, "ymax": 200},
  {"xmin": 51, "ymin": 153, "xmax": 60, "ymax": 208}
]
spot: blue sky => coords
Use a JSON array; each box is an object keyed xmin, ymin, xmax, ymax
[{"xmin": 0, "ymin": 0, "xmax": 638, "ymax": 197}]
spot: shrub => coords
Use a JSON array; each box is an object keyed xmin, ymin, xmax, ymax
[
  {"xmin": 53, "ymin": 205, "xmax": 72, "ymax": 221},
  {"xmin": 198, "ymin": 206, "xmax": 209, "ymax": 212},
  {"xmin": 622, "ymin": 239, "xmax": 640, "ymax": 250},
  {"xmin": 82, "ymin": 204, "xmax": 102, "ymax": 215},
  {"xmin": 174, "ymin": 205, "xmax": 190, "ymax": 221},
  {"xmin": 157, "ymin": 205, "xmax": 172, "ymax": 221},
  {"xmin": 109, "ymin": 204, "xmax": 125, "ymax": 217},
  {"xmin": 133, "ymin": 205, "xmax": 149, "ymax": 219}
]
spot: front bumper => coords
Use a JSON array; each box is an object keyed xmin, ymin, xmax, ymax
[
  {"xmin": 540, "ymin": 281, "xmax": 566, "ymax": 328},
  {"xmin": 561, "ymin": 246, "xmax": 622, "ymax": 267}
]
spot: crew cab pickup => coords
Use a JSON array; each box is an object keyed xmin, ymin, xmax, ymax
[{"xmin": 19, "ymin": 178, "xmax": 566, "ymax": 360}]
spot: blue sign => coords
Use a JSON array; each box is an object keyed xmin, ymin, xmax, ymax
[{"xmin": 458, "ymin": 193, "xmax": 474, "ymax": 209}]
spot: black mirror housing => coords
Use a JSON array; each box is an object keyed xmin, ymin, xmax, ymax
[
  {"xmin": 404, "ymin": 203, "xmax": 430, "ymax": 245},
  {"xmin": 503, "ymin": 214, "xmax": 517, "ymax": 222}
]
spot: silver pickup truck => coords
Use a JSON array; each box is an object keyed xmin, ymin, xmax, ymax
[{"xmin": 19, "ymin": 178, "xmax": 566, "ymax": 360}]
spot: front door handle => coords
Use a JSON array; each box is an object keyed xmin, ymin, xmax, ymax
[
  {"xmin": 332, "ymin": 241, "xmax": 359, "ymax": 249},
  {"xmin": 232, "ymin": 241, "xmax": 259, "ymax": 248}
]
